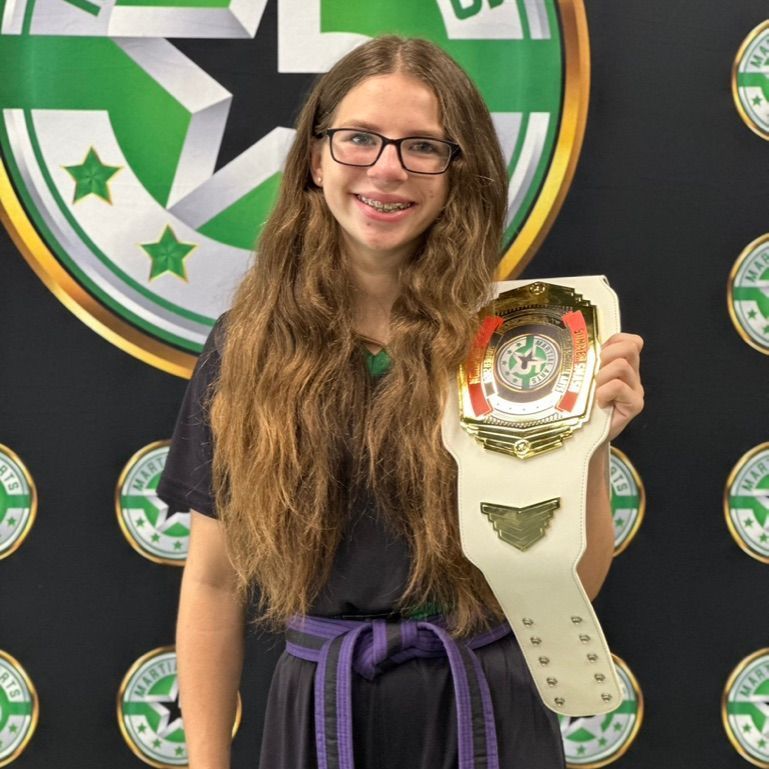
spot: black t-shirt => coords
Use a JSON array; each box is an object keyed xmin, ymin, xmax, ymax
[{"xmin": 156, "ymin": 318, "xmax": 413, "ymax": 616}]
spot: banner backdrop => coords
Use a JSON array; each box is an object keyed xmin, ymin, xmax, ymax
[{"xmin": 3, "ymin": 1, "xmax": 769, "ymax": 768}]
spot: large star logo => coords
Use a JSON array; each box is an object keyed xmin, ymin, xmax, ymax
[
  {"xmin": 64, "ymin": 147, "xmax": 121, "ymax": 203},
  {"xmin": 141, "ymin": 226, "xmax": 196, "ymax": 281}
]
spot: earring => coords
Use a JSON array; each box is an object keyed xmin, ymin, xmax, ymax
[{"xmin": 316, "ymin": 176, "xmax": 322, "ymax": 185}]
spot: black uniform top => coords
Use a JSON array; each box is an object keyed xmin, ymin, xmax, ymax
[{"xmin": 157, "ymin": 318, "xmax": 565, "ymax": 769}]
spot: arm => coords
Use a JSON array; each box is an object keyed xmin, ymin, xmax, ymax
[
  {"xmin": 577, "ymin": 333, "xmax": 645, "ymax": 599},
  {"xmin": 177, "ymin": 511, "xmax": 246, "ymax": 769}
]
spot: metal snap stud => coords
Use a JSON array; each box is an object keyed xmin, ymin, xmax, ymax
[
  {"xmin": 587, "ymin": 653, "xmax": 599, "ymax": 662},
  {"xmin": 522, "ymin": 618, "xmax": 534, "ymax": 627},
  {"xmin": 530, "ymin": 637, "xmax": 542, "ymax": 646},
  {"xmin": 594, "ymin": 673, "xmax": 606, "ymax": 682},
  {"xmin": 554, "ymin": 697, "xmax": 565, "ymax": 706},
  {"xmin": 571, "ymin": 616, "xmax": 583, "ymax": 624},
  {"xmin": 579, "ymin": 634, "xmax": 591, "ymax": 643},
  {"xmin": 538, "ymin": 656, "xmax": 550, "ymax": 666},
  {"xmin": 546, "ymin": 677, "xmax": 558, "ymax": 687},
  {"xmin": 601, "ymin": 693, "xmax": 613, "ymax": 702}
]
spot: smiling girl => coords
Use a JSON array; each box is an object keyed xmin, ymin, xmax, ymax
[{"xmin": 158, "ymin": 35, "xmax": 644, "ymax": 769}]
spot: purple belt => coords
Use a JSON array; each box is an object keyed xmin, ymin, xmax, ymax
[{"xmin": 285, "ymin": 615, "xmax": 512, "ymax": 769}]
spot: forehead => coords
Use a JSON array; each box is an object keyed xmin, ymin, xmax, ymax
[{"xmin": 332, "ymin": 73, "xmax": 443, "ymax": 135}]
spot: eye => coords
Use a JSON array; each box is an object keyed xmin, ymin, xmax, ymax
[
  {"xmin": 404, "ymin": 138, "xmax": 443, "ymax": 155},
  {"xmin": 341, "ymin": 131, "xmax": 378, "ymax": 146}
]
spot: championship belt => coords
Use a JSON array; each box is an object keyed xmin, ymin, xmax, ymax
[{"xmin": 441, "ymin": 276, "xmax": 622, "ymax": 716}]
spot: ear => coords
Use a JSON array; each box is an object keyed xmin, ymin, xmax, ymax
[{"xmin": 310, "ymin": 139, "xmax": 323, "ymax": 187}]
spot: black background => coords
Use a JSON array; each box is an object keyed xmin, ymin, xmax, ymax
[{"xmin": 3, "ymin": 1, "xmax": 769, "ymax": 767}]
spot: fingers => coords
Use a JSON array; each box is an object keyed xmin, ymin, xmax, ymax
[
  {"xmin": 596, "ymin": 332, "xmax": 645, "ymax": 440},
  {"xmin": 600, "ymin": 333, "xmax": 643, "ymax": 369}
]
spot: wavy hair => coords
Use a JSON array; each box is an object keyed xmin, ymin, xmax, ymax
[{"xmin": 210, "ymin": 36, "xmax": 508, "ymax": 636}]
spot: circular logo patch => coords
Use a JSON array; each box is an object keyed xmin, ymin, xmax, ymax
[
  {"xmin": 733, "ymin": 21, "xmax": 769, "ymax": 140},
  {"xmin": 558, "ymin": 655, "xmax": 643, "ymax": 768},
  {"xmin": 118, "ymin": 646, "xmax": 241, "ymax": 768},
  {"xmin": 724, "ymin": 442, "xmax": 769, "ymax": 563},
  {"xmin": 497, "ymin": 333, "xmax": 560, "ymax": 391},
  {"xmin": 609, "ymin": 447, "xmax": 644, "ymax": 556},
  {"xmin": 728, "ymin": 234, "xmax": 769, "ymax": 354},
  {"xmin": 722, "ymin": 648, "xmax": 769, "ymax": 768},
  {"xmin": 116, "ymin": 441, "xmax": 189, "ymax": 566},
  {"xmin": 0, "ymin": 444, "xmax": 36, "ymax": 561},
  {"xmin": 0, "ymin": 650, "xmax": 38, "ymax": 768},
  {"xmin": 0, "ymin": 0, "xmax": 589, "ymax": 375}
]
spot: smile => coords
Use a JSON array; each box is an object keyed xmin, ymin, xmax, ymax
[{"xmin": 356, "ymin": 194, "xmax": 414, "ymax": 212}]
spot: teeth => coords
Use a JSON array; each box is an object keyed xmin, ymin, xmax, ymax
[{"xmin": 357, "ymin": 194, "xmax": 412, "ymax": 212}]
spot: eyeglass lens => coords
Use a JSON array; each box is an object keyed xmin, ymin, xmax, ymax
[{"xmin": 330, "ymin": 130, "xmax": 452, "ymax": 173}]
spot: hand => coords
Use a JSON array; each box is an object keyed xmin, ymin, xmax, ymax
[{"xmin": 595, "ymin": 332, "xmax": 644, "ymax": 441}]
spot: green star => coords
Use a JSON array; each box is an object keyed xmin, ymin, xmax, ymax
[
  {"xmin": 64, "ymin": 147, "xmax": 121, "ymax": 203},
  {"xmin": 7, "ymin": 517, "xmax": 16, "ymax": 526},
  {"xmin": 764, "ymin": 324, "xmax": 769, "ymax": 335},
  {"xmin": 760, "ymin": 533, "xmax": 768, "ymax": 543},
  {"xmin": 759, "ymin": 738, "xmax": 767, "ymax": 750},
  {"xmin": 136, "ymin": 518, "xmax": 145, "ymax": 528},
  {"xmin": 743, "ymin": 723, "xmax": 753, "ymax": 733},
  {"xmin": 151, "ymin": 533, "xmax": 160, "ymax": 543},
  {"xmin": 9, "ymin": 725, "xmax": 17, "ymax": 734},
  {"xmin": 153, "ymin": 739, "xmax": 161, "ymax": 748},
  {"xmin": 748, "ymin": 309, "xmax": 757, "ymax": 319},
  {"xmin": 744, "ymin": 518, "xmax": 754, "ymax": 528},
  {"xmin": 175, "ymin": 747, "xmax": 185, "ymax": 756},
  {"xmin": 141, "ymin": 226, "xmax": 195, "ymax": 281},
  {"xmin": 598, "ymin": 737, "xmax": 607, "ymax": 747},
  {"xmin": 615, "ymin": 517, "xmax": 625, "ymax": 527},
  {"xmin": 577, "ymin": 746, "xmax": 586, "ymax": 755},
  {"xmin": 138, "ymin": 724, "xmax": 146, "ymax": 734},
  {"xmin": 614, "ymin": 723, "xmax": 622, "ymax": 732},
  {"xmin": 753, "ymin": 95, "xmax": 763, "ymax": 106},
  {"xmin": 174, "ymin": 541, "xmax": 182, "ymax": 550}
]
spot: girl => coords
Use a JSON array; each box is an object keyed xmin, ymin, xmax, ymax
[{"xmin": 158, "ymin": 35, "xmax": 644, "ymax": 769}]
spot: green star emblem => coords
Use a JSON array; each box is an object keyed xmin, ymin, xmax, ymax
[
  {"xmin": 153, "ymin": 738, "xmax": 161, "ymax": 748},
  {"xmin": 759, "ymin": 738, "xmax": 767, "ymax": 750},
  {"xmin": 64, "ymin": 147, "xmax": 121, "ymax": 203},
  {"xmin": 764, "ymin": 324, "xmax": 769, "ymax": 335},
  {"xmin": 744, "ymin": 518, "xmax": 754, "ymax": 528},
  {"xmin": 577, "ymin": 746, "xmax": 586, "ymax": 755},
  {"xmin": 748, "ymin": 309, "xmax": 758, "ymax": 319},
  {"xmin": 174, "ymin": 541, "xmax": 182, "ymax": 550},
  {"xmin": 136, "ymin": 518, "xmax": 145, "ymax": 528},
  {"xmin": 141, "ymin": 226, "xmax": 196, "ymax": 281},
  {"xmin": 753, "ymin": 95, "xmax": 763, "ymax": 106},
  {"xmin": 7, "ymin": 517, "xmax": 16, "ymax": 526},
  {"xmin": 175, "ymin": 747, "xmax": 185, "ymax": 756},
  {"xmin": 744, "ymin": 723, "xmax": 753, "ymax": 733},
  {"xmin": 152, "ymin": 533, "xmax": 160, "ymax": 543},
  {"xmin": 9, "ymin": 725, "xmax": 17, "ymax": 734},
  {"xmin": 614, "ymin": 723, "xmax": 622, "ymax": 732},
  {"xmin": 760, "ymin": 533, "xmax": 768, "ymax": 543},
  {"xmin": 138, "ymin": 724, "xmax": 146, "ymax": 734},
  {"xmin": 615, "ymin": 517, "xmax": 625, "ymax": 527},
  {"xmin": 598, "ymin": 737, "xmax": 607, "ymax": 746}
]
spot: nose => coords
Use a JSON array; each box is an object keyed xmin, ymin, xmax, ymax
[{"xmin": 368, "ymin": 143, "xmax": 408, "ymax": 181}]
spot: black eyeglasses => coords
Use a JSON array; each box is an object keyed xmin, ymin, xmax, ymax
[{"xmin": 320, "ymin": 128, "xmax": 460, "ymax": 175}]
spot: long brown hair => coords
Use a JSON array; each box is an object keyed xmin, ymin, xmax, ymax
[{"xmin": 210, "ymin": 36, "xmax": 508, "ymax": 636}]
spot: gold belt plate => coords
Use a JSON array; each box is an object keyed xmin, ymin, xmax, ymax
[{"xmin": 459, "ymin": 282, "xmax": 600, "ymax": 459}]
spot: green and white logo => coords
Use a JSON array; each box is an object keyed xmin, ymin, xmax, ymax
[
  {"xmin": 118, "ymin": 647, "xmax": 240, "ymax": 768},
  {"xmin": 733, "ymin": 21, "xmax": 769, "ymax": 140},
  {"xmin": 498, "ymin": 333, "xmax": 560, "ymax": 391},
  {"xmin": 559, "ymin": 655, "xmax": 643, "ymax": 768},
  {"xmin": 0, "ymin": 0, "xmax": 588, "ymax": 375},
  {"xmin": 116, "ymin": 441, "xmax": 189, "ymax": 565},
  {"xmin": 0, "ymin": 444, "xmax": 36, "ymax": 560},
  {"xmin": 609, "ymin": 447, "xmax": 644, "ymax": 556},
  {"xmin": 724, "ymin": 442, "xmax": 769, "ymax": 563},
  {"xmin": 728, "ymin": 234, "xmax": 769, "ymax": 354},
  {"xmin": 0, "ymin": 650, "xmax": 38, "ymax": 767},
  {"xmin": 722, "ymin": 648, "xmax": 769, "ymax": 768}
]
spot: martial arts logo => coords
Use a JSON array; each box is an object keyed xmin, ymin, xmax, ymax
[
  {"xmin": 609, "ymin": 447, "xmax": 644, "ymax": 556},
  {"xmin": 0, "ymin": 0, "xmax": 589, "ymax": 375},
  {"xmin": 733, "ymin": 22, "xmax": 769, "ymax": 140},
  {"xmin": 0, "ymin": 650, "xmax": 38, "ymax": 767},
  {"xmin": 497, "ymin": 333, "xmax": 560, "ymax": 392},
  {"xmin": 558, "ymin": 655, "xmax": 643, "ymax": 768},
  {"xmin": 116, "ymin": 441, "xmax": 190, "ymax": 565},
  {"xmin": 728, "ymin": 234, "xmax": 769, "ymax": 354},
  {"xmin": 724, "ymin": 442, "xmax": 769, "ymax": 563},
  {"xmin": 0, "ymin": 444, "xmax": 36, "ymax": 561},
  {"xmin": 118, "ymin": 647, "xmax": 241, "ymax": 768},
  {"xmin": 722, "ymin": 648, "xmax": 769, "ymax": 768}
]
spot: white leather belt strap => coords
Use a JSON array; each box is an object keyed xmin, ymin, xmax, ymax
[{"xmin": 442, "ymin": 276, "xmax": 622, "ymax": 716}]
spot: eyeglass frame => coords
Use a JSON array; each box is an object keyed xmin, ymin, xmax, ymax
[{"xmin": 319, "ymin": 128, "xmax": 461, "ymax": 175}]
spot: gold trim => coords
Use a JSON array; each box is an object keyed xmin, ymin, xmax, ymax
[
  {"xmin": 115, "ymin": 440, "xmax": 186, "ymax": 568},
  {"xmin": 0, "ymin": 443, "xmax": 38, "ymax": 561},
  {"xmin": 721, "ymin": 648, "xmax": 769, "ymax": 769},
  {"xmin": 731, "ymin": 21, "xmax": 769, "ymax": 142},
  {"xmin": 610, "ymin": 446, "xmax": 645, "ymax": 557},
  {"xmin": 0, "ymin": 649, "xmax": 39, "ymax": 768},
  {"xmin": 497, "ymin": 0, "xmax": 591, "ymax": 279},
  {"xmin": 0, "ymin": 161, "xmax": 196, "ymax": 379},
  {"xmin": 116, "ymin": 645, "xmax": 243, "ymax": 769},
  {"xmin": 566, "ymin": 653, "xmax": 644, "ymax": 769},
  {"xmin": 727, "ymin": 232, "xmax": 769, "ymax": 355},
  {"xmin": 723, "ymin": 442, "xmax": 769, "ymax": 564}
]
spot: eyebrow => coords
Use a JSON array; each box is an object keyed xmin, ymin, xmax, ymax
[{"xmin": 337, "ymin": 120, "xmax": 446, "ymax": 139}]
